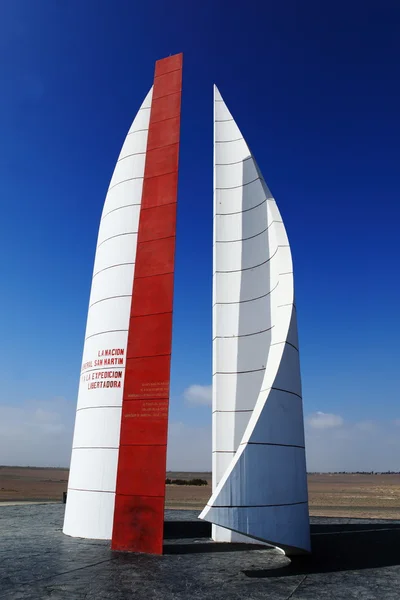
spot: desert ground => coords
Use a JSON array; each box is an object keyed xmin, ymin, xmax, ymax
[{"xmin": 1, "ymin": 467, "xmax": 400, "ymax": 518}]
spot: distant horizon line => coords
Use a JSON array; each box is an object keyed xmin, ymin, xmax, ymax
[{"xmin": 1, "ymin": 465, "xmax": 400, "ymax": 475}]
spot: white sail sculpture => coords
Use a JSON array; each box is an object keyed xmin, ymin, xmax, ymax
[
  {"xmin": 199, "ymin": 86, "xmax": 311, "ymax": 555},
  {"xmin": 63, "ymin": 89, "xmax": 153, "ymax": 540}
]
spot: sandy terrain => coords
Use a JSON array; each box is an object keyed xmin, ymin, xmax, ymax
[
  {"xmin": 0, "ymin": 467, "xmax": 68, "ymax": 502},
  {"xmin": 1, "ymin": 467, "xmax": 400, "ymax": 519},
  {"xmin": 308, "ymin": 473, "xmax": 400, "ymax": 519}
]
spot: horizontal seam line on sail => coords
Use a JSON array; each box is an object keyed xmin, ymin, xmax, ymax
[
  {"xmin": 215, "ymin": 156, "xmax": 252, "ymax": 166},
  {"xmin": 216, "ymin": 198, "xmax": 276, "ymax": 216},
  {"xmin": 205, "ymin": 501, "xmax": 308, "ymax": 509},
  {"xmin": 140, "ymin": 200, "xmax": 177, "ymax": 211},
  {"xmin": 81, "ymin": 365, "xmax": 125, "ymax": 375},
  {"xmin": 146, "ymin": 140, "xmax": 179, "ymax": 152},
  {"xmin": 97, "ymin": 232, "xmax": 137, "ymax": 250},
  {"xmin": 243, "ymin": 442, "xmax": 305, "ymax": 449},
  {"xmin": 101, "ymin": 204, "xmax": 141, "ymax": 221},
  {"xmin": 144, "ymin": 168, "xmax": 179, "ymax": 181},
  {"xmin": 93, "ymin": 262, "xmax": 135, "ymax": 279},
  {"xmin": 215, "ymin": 137, "xmax": 243, "ymax": 143},
  {"xmin": 215, "ymin": 245, "xmax": 288, "ymax": 273},
  {"xmin": 117, "ymin": 152, "xmax": 146, "ymax": 163},
  {"xmin": 278, "ymin": 302, "xmax": 296, "ymax": 308},
  {"xmin": 216, "ymin": 176, "xmax": 260, "ymax": 190},
  {"xmin": 72, "ymin": 447, "xmax": 119, "ymax": 450},
  {"xmin": 131, "ymin": 310, "xmax": 172, "ymax": 318},
  {"xmin": 134, "ymin": 270, "xmax": 174, "ymax": 280},
  {"xmin": 213, "ymin": 326, "xmax": 273, "ymax": 340},
  {"xmin": 154, "ymin": 66, "xmax": 182, "ymax": 77},
  {"xmin": 89, "ymin": 295, "xmax": 132, "ymax": 308},
  {"xmin": 259, "ymin": 387, "xmax": 302, "ymax": 399},
  {"xmin": 215, "ymin": 157, "xmax": 252, "ymax": 167},
  {"xmin": 151, "ymin": 88, "xmax": 182, "ymax": 101},
  {"xmin": 108, "ymin": 177, "xmax": 143, "ymax": 192},
  {"xmin": 138, "ymin": 234, "xmax": 175, "ymax": 245},
  {"xmin": 215, "ymin": 118, "xmax": 234, "ymax": 122},
  {"xmin": 215, "ymin": 221, "xmax": 278, "ymax": 244},
  {"xmin": 68, "ymin": 488, "xmax": 115, "ymax": 494},
  {"xmin": 270, "ymin": 340, "xmax": 299, "ymax": 351},
  {"xmin": 150, "ymin": 113, "xmax": 182, "ymax": 126},
  {"xmin": 76, "ymin": 406, "xmax": 122, "ymax": 412},
  {"xmin": 127, "ymin": 128, "xmax": 149, "ymax": 136},
  {"xmin": 213, "ymin": 282, "xmax": 279, "ymax": 306},
  {"xmin": 85, "ymin": 330, "xmax": 128, "ymax": 341},
  {"xmin": 212, "ymin": 410, "xmax": 252, "ymax": 414},
  {"xmin": 213, "ymin": 368, "xmax": 265, "ymax": 375}
]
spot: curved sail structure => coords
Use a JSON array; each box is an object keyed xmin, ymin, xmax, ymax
[
  {"xmin": 64, "ymin": 53, "xmax": 183, "ymax": 550},
  {"xmin": 199, "ymin": 86, "xmax": 310, "ymax": 555},
  {"xmin": 63, "ymin": 88, "xmax": 153, "ymax": 540}
]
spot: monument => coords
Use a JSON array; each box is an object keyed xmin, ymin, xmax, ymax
[
  {"xmin": 63, "ymin": 53, "xmax": 182, "ymax": 554},
  {"xmin": 199, "ymin": 86, "xmax": 310, "ymax": 554},
  {"xmin": 64, "ymin": 53, "xmax": 310, "ymax": 555}
]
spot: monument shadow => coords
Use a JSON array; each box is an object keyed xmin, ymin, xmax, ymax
[
  {"xmin": 163, "ymin": 520, "xmax": 400, "ymax": 574},
  {"xmin": 244, "ymin": 522, "xmax": 400, "ymax": 577}
]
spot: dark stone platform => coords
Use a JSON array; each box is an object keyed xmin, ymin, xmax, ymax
[{"xmin": 1, "ymin": 504, "xmax": 400, "ymax": 599}]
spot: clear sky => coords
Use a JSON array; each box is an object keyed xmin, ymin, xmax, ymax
[{"xmin": 0, "ymin": 0, "xmax": 399, "ymax": 471}]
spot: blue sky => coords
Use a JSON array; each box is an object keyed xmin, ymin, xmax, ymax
[{"xmin": 0, "ymin": 1, "xmax": 399, "ymax": 470}]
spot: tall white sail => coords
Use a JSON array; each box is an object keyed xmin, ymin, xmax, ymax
[
  {"xmin": 199, "ymin": 86, "xmax": 310, "ymax": 555},
  {"xmin": 63, "ymin": 89, "xmax": 153, "ymax": 540}
]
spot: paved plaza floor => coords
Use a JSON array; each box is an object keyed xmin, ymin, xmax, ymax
[{"xmin": 1, "ymin": 504, "xmax": 400, "ymax": 599}]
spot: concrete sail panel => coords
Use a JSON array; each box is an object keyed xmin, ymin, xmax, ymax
[
  {"xmin": 213, "ymin": 411, "xmax": 256, "ymax": 452},
  {"xmin": 68, "ymin": 448, "xmax": 119, "ymax": 492},
  {"xmin": 203, "ymin": 503, "xmax": 311, "ymax": 554},
  {"xmin": 245, "ymin": 389, "xmax": 306, "ymax": 447},
  {"xmin": 214, "ymin": 262, "xmax": 275, "ymax": 303},
  {"xmin": 85, "ymin": 296, "xmax": 132, "ymax": 339},
  {"xmin": 215, "ymin": 160, "xmax": 259, "ymax": 189},
  {"xmin": 205, "ymin": 85, "xmax": 310, "ymax": 554},
  {"xmin": 213, "ymin": 370, "xmax": 266, "ymax": 412},
  {"xmin": 215, "ymin": 179, "xmax": 267, "ymax": 214},
  {"xmin": 89, "ymin": 264, "xmax": 134, "ymax": 306},
  {"xmin": 101, "ymin": 178, "xmax": 144, "ymax": 217},
  {"xmin": 215, "ymin": 203, "xmax": 270, "ymax": 241},
  {"xmin": 93, "ymin": 234, "xmax": 138, "ymax": 274},
  {"xmin": 214, "ymin": 330, "xmax": 271, "ymax": 374},
  {"xmin": 214, "ymin": 293, "xmax": 273, "ymax": 338},
  {"xmin": 118, "ymin": 130, "xmax": 148, "ymax": 159},
  {"xmin": 72, "ymin": 406, "xmax": 122, "ymax": 449},
  {"xmin": 215, "ymin": 231, "xmax": 275, "ymax": 273},
  {"xmin": 212, "ymin": 451, "xmax": 235, "ymax": 488},
  {"xmin": 215, "ymin": 137, "xmax": 252, "ymax": 164},
  {"xmin": 63, "ymin": 88, "xmax": 153, "ymax": 540},
  {"xmin": 212, "ymin": 444, "xmax": 308, "ymax": 507},
  {"xmin": 63, "ymin": 489, "xmax": 116, "ymax": 540},
  {"xmin": 111, "ymin": 53, "xmax": 182, "ymax": 555},
  {"xmin": 96, "ymin": 205, "xmax": 141, "ymax": 246}
]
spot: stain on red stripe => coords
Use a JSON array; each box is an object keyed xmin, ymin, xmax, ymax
[{"xmin": 111, "ymin": 53, "xmax": 182, "ymax": 554}]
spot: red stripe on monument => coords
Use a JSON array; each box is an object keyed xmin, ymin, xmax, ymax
[{"xmin": 111, "ymin": 53, "xmax": 182, "ymax": 554}]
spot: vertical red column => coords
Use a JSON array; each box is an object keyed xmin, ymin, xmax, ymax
[{"xmin": 111, "ymin": 53, "xmax": 182, "ymax": 554}]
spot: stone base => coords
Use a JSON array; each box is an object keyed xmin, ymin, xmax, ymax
[{"xmin": 2, "ymin": 504, "xmax": 400, "ymax": 599}]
